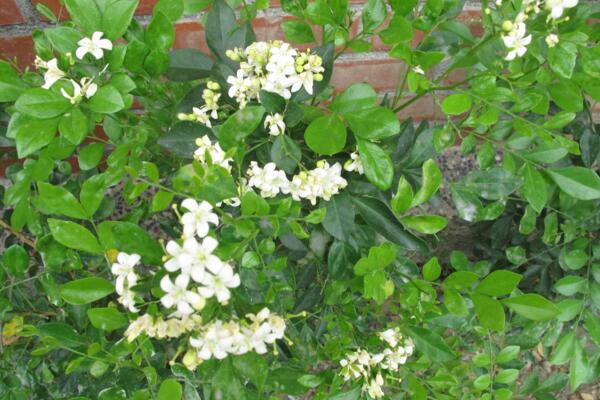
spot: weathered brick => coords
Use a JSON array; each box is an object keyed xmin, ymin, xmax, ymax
[
  {"xmin": 0, "ymin": 0, "xmax": 25, "ymax": 26},
  {"xmin": 331, "ymin": 57, "xmax": 404, "ymax": 92},
  {"xmin": 0, "ymin": 35, "xmax": 35, "ymax": 68},
  {"xmin": 32, "ymin": 0, "xmax": 158, "ymax": 20}
]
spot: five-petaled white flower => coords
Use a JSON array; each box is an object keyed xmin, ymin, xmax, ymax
[
  {"xmin": 181, "ymin": 198, "xmax": 219, "ymax": 238},
  {"xmin": 264, "ymin": 113, "xmax": 286, "ymax": 136},
  {"xmin": 502, "ymin": 22, "xmax": 532, "ymax": 61},
  {"xmin": 160, "ymin": 274, "xmax": 205, "ymax": 315},
  {"xmin": 76, "ymin": 31, "xmax": 113, "ymax": 60},
  {"xmin": 111, "ymin": 252, "xmax": 141, "ymax": 294},
  {"xmin": 182, "ymin": 236, "xmax": 223, "ymax": 283},
  {"xmin": 40, "ymin": 58, "xmax": 66, "ymax": 89},
  {"xmin": 198, "ymin": 262, "xmax": 241, "ymax": 304}
]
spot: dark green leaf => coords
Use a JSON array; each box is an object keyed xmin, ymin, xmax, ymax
[{"xmin": 59, "ymin": 277, "xmax": 114, "ymax": 305}]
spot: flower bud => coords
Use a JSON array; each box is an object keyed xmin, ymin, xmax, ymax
[
  {"xmin": 502, "ymin": 20, "xmax": 513, "ymax": 31},
  {"xmin": 314, "ymin": 73, "xmax": 323, "ymax": 82}
]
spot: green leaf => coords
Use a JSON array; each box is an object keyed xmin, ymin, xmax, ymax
[
  {"xmin": 81, "ymin": 174, "xmax": 107, "ymax": 217},
  {"xmin": 391, "ymin": 176, "xmax": 413, "ymax": 214},
  {"xmin": 205, "ymin": 0, "xmax": 255, "ymax": 68},
  {"xmin": 48, "ymin": 219, "xmax": 103, "ymax": 254},
  {"xmin": 412, "ymin": 159, "xmax": 442, "ymax": 206},
  {"xmin": 548, "ymin": 43, "xmax": 576, "ymax": 79},
  {"xmin": 521, "ymin": 163, "xmax": 547, "ymax": 213},
  {"xmin": 496, "ymin": 345, "xmax": 520, "ymax": 363},
  {"xmin": 0, "ymin": 60, "xmax": 28, "ymax": 102},
  {"xmin": 305, "ymin": 114, "xmax": 346, "ymax": 155},
  {"xmin": 282, "ymin": 20, "xmax": 315, "ymax": 43},
  {"xmin": 547, "ymin": 166, "xmax": 600, "ymax": 200},
  {"xmin": 59, "ymin": 108, "xmax": 89, "ymax": 145},
  {"xmin": 423, "ymin": 257, "xmax": 441, "ymax": 281},
  {"xmin": 259, "ymin": 90, "xmax": 286, "ymax": 113},
  {"xmin": 329, "ymin": 83, "xmax": 377, "ymax": 113},
  {"xmin": 166, "ymin": 49, "xmax": 214, "ymax": 81},
  {"xmin": 554, "ymin": 276, "xmax": 586, "ymax": 296},
  {"xmin": 157, "ymin": 379, "xmax": 183, "ymax": 400},
  {"xmin": 352, "ymin": 196, "xmax": 428, "ymax": 252},
  {"xmin": 496, "ymin": 369, "xmax": 519, "ymax": 385},
  {"xmin": 15, "ymin": 116, "xmax": 59, "ymax": 158},
  {"xmin": 471, "ymin": 292, "xmax": 505, "ymax": 331},
  {"xmin": 78, "ymin": 143, "xmax": 105, "ymax": 170},
  {"xmin": 146, "ymin": 12, "xmax": 175, "ymax": 49},
  {"xmin": 362, "ymin": 0, "xmax": 386, "ymax": 32},
  {"xmin": 89, "ymin": 85, "xmax": 125, "ymax": 114},
  {"xmin": 441, "ymin": 93, "xmax": 472, "ymax": 115},
  {"xmin": 476, "ymin": 270, "xmax": 522, "ymax": 297},
  {"xmin": 45, "ymin": 27, "xmax": 84, "ymax": 54},
  {"xmin": 346, "ymin": 107, "xmax": 400, "ymax": 140},
  {"xmin": 379, "ymin": 15, "xmax": 413, "ymax": 44},
  {"xmin": 502, "ymin": 294, "xmax": 560, "ymax": 321},
  {"xmin": 543, "ymin": 112, "xmax": 576, "ymax": 130},
  {"xmin": 100, "ymin": 0, "xmax": 138, "ymax": 40},
  {"xmin": 322, "ymin": 192, "xmax": 355, "ymax": 241},
  {"xmin": 35, "ymin": 182, "xmax": 88, "ymax": 219},
  {"xmin": 158, "ymin": 121, "xmax": 213, "ymax": 158},
  {"xmin": 357, "ymin": 139, "xmax": 394, "ymax": 190},
  {"xmin": 522, "ymin": 143, "xmax": 568, "ymax": 164},
  {"xmin": 443, "ymin": 271, "xmax": 478, "ymax": 290},
  {"xmin": 570, "ymin": 339, "xmax": 590, "ymax": 391},
  {"xmin": 152, "ymin": 191, "xmax": 175, "ymax": 212},
  {"xmin": 64, "ymin": 0, "xmax": 102, "ymax": 35},
  {"xmin": 232, "ymin": 353, "xmax": 268, "ymax": 391},
  {"xmin": 218, "ymin": 106, "xmax": 265, "ymax": 150},
  {"xmin": 405, "ymin": 325, "xmax": 456, "ymax": 362},
  {"xmin": 153, "ymin": 0, "xmax": 184, "ymax": 21},
  {"xmin": 306, "ymin": 0, "xmax": 335, "ymax": 25},
  {"xmin": 2, "ymin": 244, "xmax": 29, "ymax": 278},
  {"xmin": 98, "ymin": 221, "xmax": 163, "ymax": 265},
  {"xmin": 465, "ymin": 168, "xmax": 522, "ymax": 200},
  {"xmin": 59, "ymin": 277, "xmax": 114, "ymax": 305},
  {"xmin": 212, "ymin": 360, "xmax": 244, "ymax": 400},
  {"xmin": 400, "ymin": 215, "xmax": 447, "ymax": 234},
  {"xmin": 39, "ymin": 322, "xmax": 86, "ymax": 347},
  {"xmin": 87, "ymin": 308, "xmax": 128, "ymax": 332},
  {"xmin": 444, "ymin": 287, "xmax": 468, "ymax": 316},
  {"xmin": 15, "ymin": 88, "xmax": 71, "ymax": 119},
  {"xmin": 328, "ymin": 241, "xmax": 357, "ymax": 278},
  {"xmin": 549, "ymin": 79, "xmax": 583, "ymax": 112},
  {"xmin": 271, "ymin": 134, "xmax": 301, "ymax": 174}
]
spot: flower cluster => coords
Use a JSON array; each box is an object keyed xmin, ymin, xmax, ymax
[
  {"xmin": 182, "ymin": 308, "xmax": 286, "ymax": 369},
  {"xmin": 247, "ymin": 160, "xmax": 348, "ymax": 205},
  {"xmin": 34, "ymin": 31, "xmax": 112, "ymax": 103},
  {"xmin": 110, "ymin": 252, "xmax": 141, "ymax": 312},
  {"xmin": 114, "ymin": 197, "xmax": 287, "ymax": 368},
  {"xmin": 125, "ymin": 313, "xmax": 203, "ymax": 342},
  {"xmin": 225, "ymin": 41, "xmax": 324, "ymax": 108},
  {"xmin": 178, "ymin": 81, "xmax": 222, "ymax": 128},
  {"xmin": 499, "ymin": 0, "xmax": 578, "ymax": 60},
  {"xmin": 339, "ymin": 328, "xmax": 414, "ymax": 399}
]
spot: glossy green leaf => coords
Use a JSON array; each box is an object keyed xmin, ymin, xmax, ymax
[
  {"xmin": 471, "ymin": 293, "xmax": 505, "ymax": 331},
  {"xmin": 305, "ymin": 114, "xmax": 346, "ymax": 155},
  {"xmin": 329, "ymin": 83, "xmax": 377, "ymax": 113},
  {"xmin": 502, "ymin": 294, "xmax": 560, "ymax": 321},
  {"xmin": 59, "ymin": 277, "xmax": 114, "ymax": 305},
  {"xmin": 476, "ymin": 270, "xmax": 522, "ymax": 297},
  {"xmin": 15, "ymin": 88, "xmax": 71, "ymax": 119},
  {"xmin": 218, "ymin": 106, "xmax": 265, "ymax": 150},
  {"xmin": 405, "ymin": 325, "xmax": 456, "ymax": 362},
  {"xmin": 346, "ymin": 107, "xmax": 400, "ymax": 140},
  {"xmin": 35, "ymin": 182, "xmax": 88, "ymax": 219},
  {"xmin": 400, "ymin": 215, "xmax": 447, "ymax": 234},
  {"xmin": 547, "ymin": 166, "xmax": 600, "ymax": 200},
  {"xmin": 87, "ymin": 308, "xmax": 128, "ymax": 332},
  {"xmin": 48, "ymin": 219, "xmax": 103, "ymax": 254},
  {"xmin": 357, "ymin": 139, "xmax": 394, "ymax": 190}
]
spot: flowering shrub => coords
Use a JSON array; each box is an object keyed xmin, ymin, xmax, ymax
[{"xmin": 0, "ymin": 0, "xmax": 599, "ymax": 399}]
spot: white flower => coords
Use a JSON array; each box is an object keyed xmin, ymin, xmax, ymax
[
  {"xmin": 111, "ymin": 253, "xmax": 140, "ymax": 290},
  {"xmin": 344, "ymin": 152, "xmax": 364, "ymax": 175},
  {"xmin": 160, "ymin": 274, "xmax": 204, "ymax": 315},
  {"xmin": 246, "ymin": 161, "xmax": 289, "ymax": 198},
  {"xmin": 545, "ymin": 33, "xmax": 559, "ymax": 48},
  {"xmin": 192, "ymin": 107, "xmax": 212, "ymax": 128},
  {"xmin": 365, "ymin": 373, "xmax": 385, "ymax": 399},
  {"xmin": 40, "ymin": 58, "xmax": 66, "ymax": 89},
  {"xmin": 378, "ymin": 328, "xmax": 400, "ymax": 348},
  {"xmin": 198, "ymin": 262, "xmax": 240, "ymax": 304},
  {"xmin": 118, "ymin": 289, "xmax": 139, "ymax": 313},
  {"xmin": 182, "ymin": 236, "xmax": 223, "ymax": 283},
  {"xmin": 76, "ymin": 31, "xmax": 113, "ymax": 60},
  {"xmin": 546, "ymin": 0, "xmax": 577, "ymax": 19},
  {"xmin": 194, "ymin": 135, "xmax": 232, "ymax": 171},
  {"xmin": 413, "ymin": 65, "xmax": 425, "ymax": 75},
  {"xmin": 502, "ymin": 22, "xmax": 532, "ymax": 60},
  {"xmin": 125, "ymin": 314, "xmax": 154, "ymax": 342},
  {"xmin": 190, "ymin": 320, "xmax": 235, "ymax": 360},
  {"xmin": 60, "ymin": 78, "xmax": 98, "ymax": 104},
  {"xmin": 264, "ymin": 113, "xmax": 286, "ymax": 136},
  {"xmin": 180, "ymin": 198, "xmax": 219, "ymax": 238}
]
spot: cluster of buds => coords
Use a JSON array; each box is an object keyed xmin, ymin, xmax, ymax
[{"xmin": 178, "ymin": 81, "xmax": 222, "ymax": 128}]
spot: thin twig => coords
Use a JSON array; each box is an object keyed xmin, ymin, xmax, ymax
[{"xmin": 0, "ymin": 219, "xmax": 36, "ymax": 248}]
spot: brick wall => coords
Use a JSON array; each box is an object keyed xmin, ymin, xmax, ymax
[{"xmin": 0, "ymin": 0, "xmax": 488, "ymax": 123}]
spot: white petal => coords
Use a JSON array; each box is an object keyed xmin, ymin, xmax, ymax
[
  {"xmin": 91, "ymin": 48, "xmax": 104, "ymax": 59},
  {"xmin": 202, "ymin": 236, "xmax": 219, "ymax": 253},
  {"xmin": 76, "ymin": 47, "xmax": 88, "ymax": 60},
  {"xmin": 161, "ymin": 294, "xmax": 175, "ymax": 308},
  {"xmin": 175, "ymin": 273, "xmax": 190, "ymax": 288},
  {"xmin": 160, "ymin": 275, "xmax": 174, "ymax": 292},
  {"xmin": 181, "ymin": 198, "xmax": 199, "ymax": 212},
  {"xmin": 177, "ymin": 301, "xmax": 193, "ymax": 315}
]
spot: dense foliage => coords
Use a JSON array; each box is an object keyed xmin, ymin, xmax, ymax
[{"xmin": 0, "ymin": 0, "xmax": 599, "ymax": 399}]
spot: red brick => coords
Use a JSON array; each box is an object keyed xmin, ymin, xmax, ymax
[
  {"xmin": 331, "ymin": 58, "xmax": 404, "ymax": 92},
  {"xmin": 396, "ymin": 94, "xmax": 437, "ymax": 121},
  {"xmin": 0, "ymin": 35, "xmax": 35, "ymax": 68},
  {"xmin": 174, "ymin": 22, "xmax": 209, "ymax": 52},
  {"xmin": 0, "ymin": 0, "xmax": 24, "ymax": 26}
]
